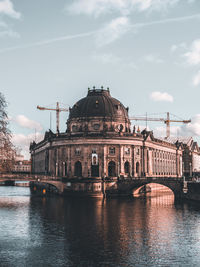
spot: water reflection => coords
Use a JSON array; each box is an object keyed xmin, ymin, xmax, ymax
[{"xmin": 1, "ymin": 187, "xmax": 200, "ymax": 266}]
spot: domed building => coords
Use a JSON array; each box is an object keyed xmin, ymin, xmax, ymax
[{"xmin": 30, "ymin": 88, "xmax": 183, "ymax": 196}]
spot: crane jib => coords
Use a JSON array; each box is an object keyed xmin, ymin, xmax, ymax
[
  {"xmin": 37, "ymin": 102, "xmax": 69, "ymax": 134},
  {"xmin": 129, "ymin": 113, "xmax": 191, "ymax": 138}
]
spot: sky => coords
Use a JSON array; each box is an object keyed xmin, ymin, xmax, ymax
[{"xmin": 0, "ymin": 0, "xmax": 200, "ymax": 159}]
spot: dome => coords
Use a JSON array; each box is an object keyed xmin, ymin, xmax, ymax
[{"xmin": 68, "ymin": 88, "xmax": 129, "ymax": 122}]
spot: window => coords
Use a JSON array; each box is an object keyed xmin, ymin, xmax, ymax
[
  {"xmin": 124, "ymin": 147, "xmax": 130, "ymax": 155},
  {"xmin": 72, "ymin": 125, "xmax": 78, "ymax": 132},
  {"xmin": 74, "ymin": 161, "xmax": 82, "ymax": 177},
  {"xmin": 109, "ymin": 147, "xmax": 115, "ymax": 155},
  {"xmin": 124, "ymin": 161, "xmax": 130, "ymax": 174},
  {"xmin": 93, "ymin": 124, "xmax": 100, "ymax": 130},
  {"xmin": 75, "ymin": 148, "xmax": 81, "ymax": 155},
  {"xmin": 137, "ymin": 148, "xmax": 140, "ymax": 155},
  {"xmin": 136, "ymin": 162, "xmax": 140, "ymax": 174},
  {"xmin": 92, "ymin": 148, "xmax": 97, "ymax": 154},
  {"xmin": 95, "ymin": 100, "xmax": 99, "ymax": 108},
  {"xmin": 108, "ymin": 161, "xmax": 116, "ymax": 176}
]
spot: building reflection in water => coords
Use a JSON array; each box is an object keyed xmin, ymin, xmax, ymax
[
  {"xmin": 27, "ymin": 186, "xmax": 180, "ymax": 266},
  {"xmin": 2, "ymin": 187, "xmax": 200, "ymax": 266}
]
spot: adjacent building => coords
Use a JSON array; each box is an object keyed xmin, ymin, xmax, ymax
[
  {"xmin": 163, "ymin": 137, "xmax": 200, "ymax": 177},
  {"xmin": 13, "ymin": 159, "xmax": 31, "ymax": 173}
]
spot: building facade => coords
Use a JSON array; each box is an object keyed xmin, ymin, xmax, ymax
[
  {"xmin": 13, "ymin": 159, "xmax": 31, "ymax": 173},
  {"xmin": 30, "ymin": 88, "xmax": 183, "ymax": 179},
  {"xmin": 177, "ymin": 138, "xmax": 200, "ymax": 177}
]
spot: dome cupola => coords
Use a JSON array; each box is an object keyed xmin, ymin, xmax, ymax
[{"xmin": 67, "ymin": 87, "xmax": 130, "ymax": 135}]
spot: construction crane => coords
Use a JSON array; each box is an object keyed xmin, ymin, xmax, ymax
[
  {"xmin": 37, "ymin": 102, "xmax": 69, "ymax": 135},
  {"xmin": 130, "ymin": 112, "xmax": 191, "ymax": 138}
]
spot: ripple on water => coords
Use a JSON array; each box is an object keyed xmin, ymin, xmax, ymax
[{"xmin": 0, "ymin": 187, "xmax": 200, "ymax": 266}]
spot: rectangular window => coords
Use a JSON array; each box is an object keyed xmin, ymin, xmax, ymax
[
  {"xmin": 124, "ymin": 147, "xmax": 130, "ymax": 155},
  {"xmin": 137, "ymin": 148, "xmax": 140, "ymax": 155},
  {"xmin": 92, "ymin": 148, "xmax": 97, "ymax": 154},
  {"xmin": 109, "ymin": 147, "xmax": 115, "ymax": 155},
  {"xmin": 75, "ymin": 148, "xmax": 81, "ymax": 155}
]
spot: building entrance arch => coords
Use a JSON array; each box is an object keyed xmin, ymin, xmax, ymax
[
  {"xmin": 91, "ymin": 164, "xmax": 99, "ymax": 177},
  {"xmin": 74, "ymin": 161, "xmax": 82, "ymax": 177},
  {"xmin": 108, "ymin": 161, "xmax": 116, "ymax": 177},
  {"xmin": 124, "ymin": 161, "xmax": 130, "ymax": 174}
]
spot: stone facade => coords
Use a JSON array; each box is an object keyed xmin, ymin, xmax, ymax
[
  {"xmin": 30, "ymin": 88, "xmax": 183, "ymax": 179},
  {"xmin": 13, "ymin": 160, "xmax": 31, "ymax": 173},
  {"xmin": 178, "ymin": 138, "xmax": 200, "ymax": 177}
]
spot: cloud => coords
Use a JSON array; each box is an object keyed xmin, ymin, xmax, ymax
[
  {"xmin": 67, "ymin": 0, "xmax": 185, "ymax": 17},
  {"xmin": 150, "ymin": 91, "xmax": 174, "ymax": 102},
  {"xmin": 184, "ymin": 39, "xmax": 200, "ymax": 65},
  {"xmin": 14, "ymin": 115, "xmax": 43, "ymax": 131},
  {"xmin": 154, "ymin": 114, "xmax": 200, "ymax": 138},
  {"xmin": 0, "ymin": 12, "xmax": 19, "ymax": 39},
  {"xmin": 92, "ymin": 52, "xmax": 121, "ymax": 64},
  {"xmin": 0, "ymin": 12, "xmax": 200, "ymax": 53},
  {"xmin": 0, "ymin": 29, "xmax": 19, "ymax": 38},
  {"xmin": 154, "ymin": 125, "xmax": 180, "ymax": 137},
  {"xmin": 67, "ymin": 0, "xmax": 127, "ymax": 17},
  {"xmin": 143, "ymin": 54, "xmax": 163, "ymax": 63},
  {"xmin": 183, "ymin": 40, "xmax": 200, "ymax": 86},
  {"xmin": 193, "ymin": 71, "xmax": 200, "ymax": 86},
  {"xmin": 0, "ymin": 20, "xmax": 7, "ymax": 28},
  {"xmin": 92, "ymin": 51, "xmax": 137, "ymax": 69},
  {"xmin": 180, "ymin": 114, "xmax": 200, "ymax": 136},
  {"xmin": 170, "ymin": 42, "xmax": 186, "ymax": 53},
  {"xmin": 12, "ymin": 132, "xmax": 43, "ymax": 159},
  {"xmin": 95, "ymin": 16, "xmax": 130, "ymax": 46},
  {"xmin": 0, "ymin": 30, "xmax": 96, "ymax": 53},
  {"xmin": 0, "ymin": 0, "xmax": 21, "ymax": 19}
]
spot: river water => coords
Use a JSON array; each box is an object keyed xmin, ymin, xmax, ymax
[{"xmin": 0, "ymin": 186, "xmax": 200, "ymax": 267}]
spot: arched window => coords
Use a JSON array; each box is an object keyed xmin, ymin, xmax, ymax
[
  {"xmin": 108, "ymin": 161, "xmax": 116, "ymax": 177},
  {"xmin": 74, "ymin": 161, "xmax": 82, "ymax": 177},
  {"xmin": 136, "ymin": 162, "xmax": 140, "ymax": 174},
  {"xmin": 124, "ymin": 161, "xmax": 130, "ymax": 174}
]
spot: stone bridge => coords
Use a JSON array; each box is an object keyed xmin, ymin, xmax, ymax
[
  {"xmin": 105, "ymin": 177, "xmax": 184, "ymax": 199},
  {"xmin": 30, "ymin": 181, "xmax": 65, "ymax": 195},
  {"xmin": 30, "ymin": 177, "xmax": 185, "ymax": 199}
]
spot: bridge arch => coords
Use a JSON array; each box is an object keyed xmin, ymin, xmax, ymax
[
  {"xmin": 30, "ymin": 181, "xmax": 64, "ymax": 195},
  {"xmin": 108, "ymin": 178, "xmax": 183, "ymax": 200},
  {"xmin": 133, "ymin": 182, "xmax": 174, "ymax": 197}
]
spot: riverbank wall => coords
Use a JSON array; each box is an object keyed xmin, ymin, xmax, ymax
[
  {"xmin": 0, "ymin": 173, "xmax": 59, "ymax": 181},
  {"xmin": 183, "ymin": 182, "xmax": 200, "ymax": 202}
]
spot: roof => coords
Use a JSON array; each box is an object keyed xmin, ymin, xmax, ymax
[
  {"xmin": 158, "ymin": 136, "xmax": 193, "ymax": 145},
  {"xmin": 68, "ymin": 89, "xmax": 129, "ymax": 122}
]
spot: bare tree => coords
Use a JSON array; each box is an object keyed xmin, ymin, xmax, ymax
[{"xmin": 0, "ymin": 93, "xmax": 15, "ymax": 173}]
